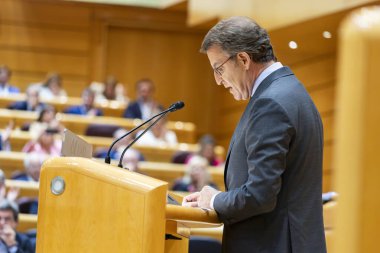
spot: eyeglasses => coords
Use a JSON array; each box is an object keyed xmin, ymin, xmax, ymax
[{"xmin": 213, "ymin": 55, "xmax": 233, "ymax": 76}]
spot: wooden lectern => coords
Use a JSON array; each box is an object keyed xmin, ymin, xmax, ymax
[{"xmin": 36, "ymin": 157, "xmax": 221, "ymax": 253}]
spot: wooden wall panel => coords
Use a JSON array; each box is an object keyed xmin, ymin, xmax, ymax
[
  {"xmin": 0, "ymin": 24, "xmax": 90, "ymax": 52},
  {"xmin": 292, "ymin": 56, "xmax": 336, "ymax": 89},
  {"xmin": 0, "ymin": 49, "xmax": 89, "ymax": 76},
  {"xmin": 0, "ymin": 0, "xmax": 91, "ymax": 28},
  {"xmin": 0, "ymin": 0, "xmax": 92, "ymax": 97}
]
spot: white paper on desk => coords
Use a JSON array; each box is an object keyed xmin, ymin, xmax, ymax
[{"xmin": 61, "ymin": 129, "xmax": 93, "ymax": 158}]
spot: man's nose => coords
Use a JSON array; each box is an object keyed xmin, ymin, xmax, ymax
[{"xmin": 214, "ymin": 72, "xmax": 223, "ymax": 85}]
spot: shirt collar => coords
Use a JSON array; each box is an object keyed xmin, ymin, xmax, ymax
[{"xmin": 251, "ymin": 62, "xmax": 283, "ymax": 97}]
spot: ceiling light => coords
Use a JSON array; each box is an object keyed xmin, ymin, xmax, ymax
[
  {"xmin": 323, "ymin": 31, "xmax": 332, "ymax": 39},
  {"xmin": 288, "ymin": 41, "xmax": 298, "ymax": 49}
]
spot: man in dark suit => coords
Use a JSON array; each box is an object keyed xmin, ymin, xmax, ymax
[
  {"xmin": 8, "ymin": 88, "xmax": 45, "ymax": 112},
  {"xmin": 123, "ymin": 79, "xmax": 162, "ymax": 120},
  {"xmin": 0, "ymin": 200, "xmax": 35, "ymax": 253},
  {"xmin": 64, "ymin": 88, "xmax": 103, "ymax": 116},
  {"xmin": 183, "ymin": 17, "xmax": 326, "ymax": 253}
]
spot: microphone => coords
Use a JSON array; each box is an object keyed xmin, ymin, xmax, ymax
[
  {"xmin": 117, "ymin": 101, "xmax": 185, "ymax": 168},
  {"xmin": 104, "ymin": 101, "xmax": 185, "ymax": 164}
]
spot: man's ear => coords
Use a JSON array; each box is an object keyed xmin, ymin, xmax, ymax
[{"xmin": 236, "ymin": 52, "xmax": 251, "ymax": 70}]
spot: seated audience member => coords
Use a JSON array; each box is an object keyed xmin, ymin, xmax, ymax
[
  {"xmin": 12, "ymin": 153, "xmax": 45, "ymax": 182},
  {"xmin": 172, "ymin": 156, "xmax": 217, "ymax": 192},
  {"xmin": 172, "ymin": 134, "xmax": 223, "ymax": 166},
  {"xmin": 29, "ymin": 106, "xmax": 64, "ymax": 134},
  {"xmin": 0, "ymin": 121, "xmax": 13, "ymax": 151},
  {"xmin": 195, "ymin": 134, "xmax": 223, "ymax": 166},
  {"xmin": 120, "ymin": 148, "xmax": 141, "ymax": 173},
  {"xmin": 0, "ymin": 170, "xmax": 19, "ymax": 202},
  {"xmin": 0, "ymin": 65, "xmax": 19, "ymax": 95},
  {"xmin": 38, "ymin": 73, "xmax": 67, "ymax": 100},
  {"xmin": 22, "ymin": 127, "xmax": 61, "ymax": 156},
  {"xmin": 90, "ymin": 76, "xmax": 128, "ymax": 103},
  {"xmin": 0, "ymin": 200, "xmax": 35, "ymax": 253},
  {"xmin": 94, "ymin": 128, "xmax": 144, "ymax": 162},
  {"xmin": 64, "ymin": 88, "xmax": 103, "ymax": 116},
  {"xmin": 136, "ymin": 115, "xmax": 177, "ymax": 147},
  {"xmin": 123, "ymin": 79, "xmax": 162, "ymax": 120},
  {"xmin": 8, "ymin": 86, "xmax": 45, "ymax": 112}
]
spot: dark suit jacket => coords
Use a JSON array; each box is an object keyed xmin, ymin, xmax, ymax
[
  {"xmin": 7, "ymin": 101, "xmax": 45, "ymax": 112},
  {"xmin": 123, "ymin": 101, "xmax": 142, "ymax": 119},
  {"xmin": 123, "ymin": 100, "xmax": 164, "ymax": 119},
  {"xmin": 64, "ymin": 105, "xmax": 103, "ymax": 116},
  {"xmin": 16, "ymin": 232, "xmax": 35, "ymax": 253},
  {"xmin": 214, "ymin": 67, "xmax": 326, "ymax": 253}
]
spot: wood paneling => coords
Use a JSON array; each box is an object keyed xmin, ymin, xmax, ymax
[
  {"xmin": 0, "ymin": 0, "xmax": 91, "ymax": 28},
  {"xmin": 0, "ymin": 23, "xmax": 90, "ymax": 52}
]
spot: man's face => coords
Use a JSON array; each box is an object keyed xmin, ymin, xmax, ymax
[
  {"xmin": 83, "ymin": 91, "xmax": 95, "ymax": 107},
  {"xmin": 137, "ymin": 82, "xmax": 153, "ymax": 101},
  {"xmin": 206, "ymin": 45, "xmax": 252, "ymax": 100},
  {"xmin": 0, "ymin": 69, "xmax": 10, "ymax": 84},
  {"xmin": 0, "ymin": 210, "xmax": 17, "ymax": 231}
]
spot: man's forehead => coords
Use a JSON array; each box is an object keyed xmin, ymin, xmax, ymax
[
  {"xmin": 0, "ymin": 210, "xmax": 13, "ymax": 216},
  {"xmin": 206, "ymin": 45, "xmax": 228, "ymax": 67}
]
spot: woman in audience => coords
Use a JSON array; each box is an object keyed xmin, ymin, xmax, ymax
[
  {"xmin": 29, "ymin": 106, "xmax": 64, "ymax": 135},
  {"xmin": 172, "ymin": 155, "xmax": 217, "ymax": 192},
  {"xmin": 22, "ymin": 127, "xmax": 61, "ymax": 156},
  {"xmin": 196, "ymin": 134, "xmax": 223, "ymax": 166},
  {"xmin": 137, "ymin": 115, "xmax": 178, "ymax": 147},
  {"xmin": 38, "ymin": 73, "xmax": 67, "ymax": 100},
  {"xmin": 90, "ymin": 75, "xmax": 128, "ymax": 103},
  {"xmin": 172, "ymin": 134, "xmax": 223, "ymax": 166}
]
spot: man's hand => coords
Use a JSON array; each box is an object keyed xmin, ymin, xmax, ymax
[
  {"xmin": 182, "ymin": 192, "xmax": 200, "ymax": 207},
  {"xmin": 182, "ymin": 186, "xmax": 220, "ymax": 209},
  {"xmin": 0, "ymin": 224, "xmax": 17, "ymax": 247}
]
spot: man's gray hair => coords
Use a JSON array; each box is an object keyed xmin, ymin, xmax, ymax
[{"xmin": 200, "ymin": 16, "xmax": 276, "ymax": 63}]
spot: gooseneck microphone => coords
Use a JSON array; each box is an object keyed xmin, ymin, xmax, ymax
[
  {"xmin": 104, "ymin": 101, "xmax": 185, "ymax": 164},
  {"xmin": 117, "ymin": 101, "xmax": 185, "ymax": 168}
]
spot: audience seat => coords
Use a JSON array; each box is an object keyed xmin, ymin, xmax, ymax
[{"xmin": 85, "ymin": 124, "xmax": 120, "ymax": 137}]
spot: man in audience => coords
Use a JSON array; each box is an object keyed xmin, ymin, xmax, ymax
[
  {"xmin": 64, "ymin": 88, "xmax": 103, "ymax": 116},
  {"xmin": 0, "ymin": 65, "xmax": 19, "ymax": 95},
  {"xmin": 123, "ymin": 79, "xmax": 162, "ymax": 120},
  {"xmin": 0, "ymin": 199, "xmax": 35, "ymax": 253},
  {"xmin": 8, "ymin": 87, "xmax": 45, "ymax": 112}
]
